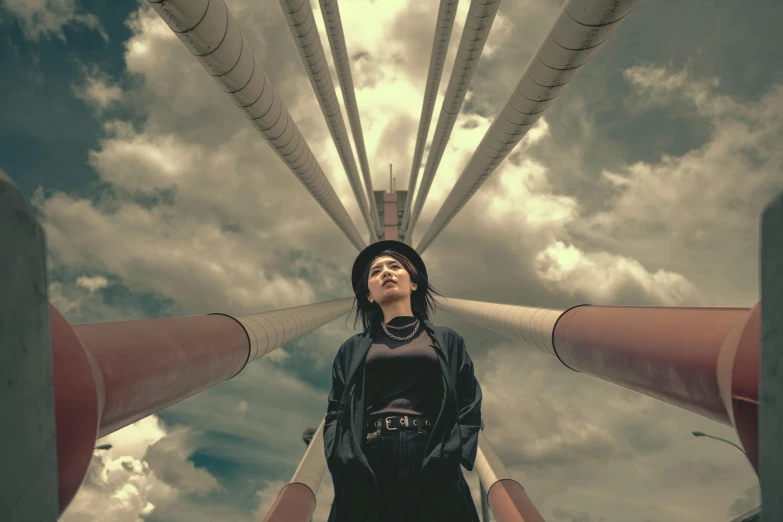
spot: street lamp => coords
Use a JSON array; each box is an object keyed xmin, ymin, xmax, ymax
[
  {"xmin": 302, "ymin": 427, "xmax": 316, "ymax": 447},
  {"xmin": 691, "ymin": 431, "xmax": 746, "ymax": 455}
]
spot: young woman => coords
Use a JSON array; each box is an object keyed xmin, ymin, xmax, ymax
[{"xmin": 323, "ymin": 240, "xmax": 482, "ymax": 522}]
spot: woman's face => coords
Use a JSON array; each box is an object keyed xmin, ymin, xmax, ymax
[{"xmin": 367, "ymin": 255, "xmax": 416, "ymax": 305}]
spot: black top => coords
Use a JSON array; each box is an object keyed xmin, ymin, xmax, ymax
[{"xmin": 364, "ymin": 315, "xmax": 443, "ymax": 418}]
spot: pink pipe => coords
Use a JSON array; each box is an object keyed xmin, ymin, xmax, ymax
[
  {"xmin": 487, "ymin": 480, "xmax": 545, "ymax": 522},
  {"xmin": 50, "ymin": 305, "xmax": 250, "ymax": 515},
  {"xmin": 75, "ymin": 313, "xmax": 249, "ymax": 437},
  {"xmin": 261, "ymin": 483, "xmax": 317, "ymax": 522},
  {"xmin": 553, "ymin": 303, "xmax": 759, "ymax": 473}
]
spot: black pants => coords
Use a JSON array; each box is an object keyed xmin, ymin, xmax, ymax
[{"xmin": 361, "ymin": 428, "xmax": 480, "ymax": 522}]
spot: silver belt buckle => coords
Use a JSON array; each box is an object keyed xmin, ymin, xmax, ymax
[{"xmin": 385, "ymin": 417, "xmax": 398, "ymax": 430}]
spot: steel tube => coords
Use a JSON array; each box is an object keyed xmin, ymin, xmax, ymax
[
  {"xmin": 487, "ymin": 481, "xmax": 546, "ymax": 522},
  {"xmin": 404, "ymin": 0, "xmax": 502, "ymax": 244},
  {"xmin": 319, "ymin": 0, "xmax": 383, "ymax": 239},
  {"xmin": 417, "ymin": 0, "xmax": 640, "ymax": 253},
  {"xmin": 553, "ymin": 306, "xmax": 752, "ymax": 425},
  {"xmin": 400, "ymin": 0, "xmax": 460, "ymax": 242},
  {"xmin": 760, "ymin": 190, "xmax": 783, "ymax": 520},
  {"xmin": 436, "ymin": 296, "xmax": 563, "ymax": 356},
  {"xmin": 438, "ymin": 295, "xmax": 760, "ymax": 470},
  {"xmin": 261, "ymin": 418, "xmax": 327, "ymax": 522},
  {"xmin": 50, "ymin": 297, "xmax": 352, "ymax": 513},
  {"xmin": 261, "ymin": 483, "xmax": 317, "ymax": 522},
  {"xmin": 476, "ymin": 430, "xmax": 545, "ymax": 521},
  {"xmin": 50, "ymin": 305, "xmax": 104, "ymax": 515},
  {"xmin": 280, "ymin": 0, "xmax": 375, "ymax": 239},
  {"xmin": 238, "ymin": 297, "xmax": 352, "ymax": 362},
  {"xmin": 73, "ymin": 314, "xmax": 249, "ymax": 437},
  {"xmin": 147, "ymin": 0, "xmax": 366, "ymax": 251}
]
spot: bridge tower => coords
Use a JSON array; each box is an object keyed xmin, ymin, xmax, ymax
[{"xmin": 374, "ymin": 164, "xmax": 407, "ymax": 241}]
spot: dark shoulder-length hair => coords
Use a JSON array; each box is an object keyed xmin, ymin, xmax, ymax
[{"xmin": 348, "ymin": 249, "xmax": 443, "ymax": 332}]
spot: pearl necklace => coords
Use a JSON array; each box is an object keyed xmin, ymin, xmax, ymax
[{"xmin": 381, "ymin": 319, "xmax": 420, "ymax": 341}]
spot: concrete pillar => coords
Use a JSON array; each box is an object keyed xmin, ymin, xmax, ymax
[
  {"xmin": 760, "ymin": 190, "xmax": 783, "ymax": 521},
  {"xmin": 383, "ymin": 191, "xmax": 399, "ymax": 240},
  {"xmin": 0, "ymin": 172, "xmax": 58, "ymax": 520}
]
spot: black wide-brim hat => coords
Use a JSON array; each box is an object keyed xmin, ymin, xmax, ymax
[{"xmin": 351, "ymin": 240, "xmax": 427, "ymax": 293}]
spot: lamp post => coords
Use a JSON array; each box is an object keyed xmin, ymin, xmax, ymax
[
  {"xmin": 692, "ymin": 432, "xmax": 760, "ymax": 521},
  {"xmin": 691, "ymin": 431, "xmax": 747, "ymax": 456}
]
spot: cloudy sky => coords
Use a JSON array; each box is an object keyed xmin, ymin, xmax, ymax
[{"xmin": 2, "ymin": 0, "xmax": 780, "ymax": 520}]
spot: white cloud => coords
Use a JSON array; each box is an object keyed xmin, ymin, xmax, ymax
[
  {"xmin": 1, "ymin": 0, "xmax": 107, "ymax": 42},
  {"xmin": 623, "ymin": 64, "xmax": 723, "ymax": 114},
  {"xmin": 36, "ymin": 182, "xmax": 319, "ymax": 316},
  {"xmin": 575, "ymin": 66, "xmax": 783, "ymax": 305},
  {"xmin": 72, "ymin": 65, "xmax": 123, "ymax": 112},
  {"xmin": 61, "ymin": 416, "xmax": 219, "ymax": 522},
  {"xmin": 75, "ymin": 274, "xmax": 109, "ymax": 293},
  {"xmin": 534, "ymin": 240, "xmax": 700, "ymax": 305}
]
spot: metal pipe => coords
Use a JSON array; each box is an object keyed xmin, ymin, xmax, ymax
[
  {"xmin": 319, "ymin": 0, "xmax": 383, "ymax": 239},
  {"xmin": 404, "ymin": 0, "xmax": 502, "ymax": 244},
  {"xmin": 279, "ymin": 0, "xmax": 375, "ymax": 239},
  {"xmin": 437, "ymin": 296, "xmax": 760, "ymax": 471},
  {"xmin": 0, "ymin": 173, "xmax": 59, "ymax": 519},
  {"xmin": 147, "ymin": 0, "xmax": 366, "ymax": 251},
  {"xmin": 435, "ymin": 296, "xmax": 563, "ymax": 357},
  {"xmin": 74, "ymin": 314, "xmax": 250, "ymax": 438},
  {"xmin": 400, "ymin": 0, "xmax": 460, "ymax": 243},
  {"xmin": 760, "ymin": 189, "xmax": 783, "ymax": 520},
  {"xmin": 476, "ymin": 431, "xmax": 545, "ymax": 522},
  {"xmin": 553, "ymin": 305, "xmax": 751, "ymax": 425},
  {"xmin": 416, "ymin": 0, "xmax": 640, "ymax": 253},
  {"xmin": 49, "ymin": 297, "xmax": 352, "ymax": 514},
  {"xmin": 236, "ymin": 297, "xmax": 353, "ymax": 363},
  {"xmin": 262, "ymin": 418, "xmax": 327, "ymax": 522}
]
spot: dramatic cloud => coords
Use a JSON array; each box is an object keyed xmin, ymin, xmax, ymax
[
  {"xmin": 574, "ymin": 65, "xmax": 783, "ymax": 306},
  {"xmin": 1, "ymin": 0, "xmax": 106, "ymax": 42},
  {"xmin": 9, "ymin": 1, "xmax": 775, "ymax": 521},
  {"xmin": 72, "ymin": 64, "xmax": 124, "ymax": 112},
  {"xmin": 60, "ymin": 416, "xmax": 219, "ymax": 522},
  {"xmin": 534, "ymin": 240, "xmax": 701, "ymax": 306}
]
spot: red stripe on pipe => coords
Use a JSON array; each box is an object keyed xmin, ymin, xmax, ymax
[
  {"xmin": 553, "ymin": 306, "xmax": 752, "ymax": 425},
  {"xmin": 73, "ymin": 315, "xmax": 249, "ymax": 437},
  {"xmin": 487, "ymin": 479, "xmax": 545, "ymax": 522},
  {"xmin": 261, "ymin": 483, "xmax": 316, "ymax": 522},
  {"xmin": 732, "ymin": 302, "xmax": 760, "ymax": 473},
  {"xmin": 50, "ymin": 304, "xmax": 103, "ymax": 515}
]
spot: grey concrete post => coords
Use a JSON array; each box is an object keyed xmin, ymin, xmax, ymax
[
  {"xmin": 760, "ymin": 190, "xmax": 783, "ymax": 522},
  {"xmin": 0, "ymin": 172, "xmax": 58, "ymax": 519}
]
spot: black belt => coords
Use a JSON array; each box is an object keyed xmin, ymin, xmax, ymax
[{"xmin": 363, "ymin": 415, "xmax": 432, "ymax": 432}]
